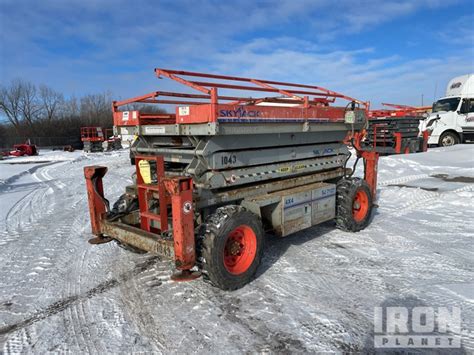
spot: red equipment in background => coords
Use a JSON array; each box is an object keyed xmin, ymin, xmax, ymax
[
  {"xmin": 361, "ymin": 102, "xmax": 430, "ymax": 155},
  {"xmin": 80, "ymin": 127, "xmax": 105, "ymax": 142},
  {"xmin": 369, "ymin": 102, "xmax": 431, "ymax": 118},
  {"xmin": 81, "ymin": 127, "xmax": 105, "ymax": 153},
  {"xmin": 80, "ymin": 127, "xmax": 121, "ymax": 153},
  {"xmin": 4, "ymin": 141, "xmax": 38, "ymax": 157}
]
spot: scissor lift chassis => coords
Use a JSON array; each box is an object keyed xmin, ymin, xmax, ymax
[
  {"xmin": 95, "ymin": 167, "xmax": 347, "ymax": 260},
  {"xmin": 85, "ymin": 68, "xmax": 378, "ymax": 289}
]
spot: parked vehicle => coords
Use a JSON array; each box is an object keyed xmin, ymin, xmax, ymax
[
  {"xmin": 369, "ymin": 103, "xmax": 431, "ymax": 119},
  {"xmin": 81, "ymin": 127, "xmax": 122, "ymax": 152},
  {"xmin": 81, "ymin": 127, "xmax": 105, "ymax": 153},
  {"xmin": 423, "ymin": 74, "xmax": 474, "ymax": 146},
  {"xmin": 2, "ymin": 141, "xmax": 38, "ymax": 157},
  {"xmin": 363, "ymin": 117, "xmax": 428, "ymax": 155}
]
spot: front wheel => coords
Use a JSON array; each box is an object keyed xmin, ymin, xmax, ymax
[
  {"xmin": 197, "ymin": 205, "xmax": 264, "ymax": 290},
  {"xmin": 439, "ymin": 131, "xmax": 460, "ymax": 147},
  {"xmin": 336, "ymin": 177, "xmax": 373, "ymax": 232}
]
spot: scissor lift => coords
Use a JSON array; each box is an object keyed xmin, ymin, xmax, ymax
[
  {"xmin": 81, "ymin": 127, "xmax": 105, "ymax": 153},
  {"xmin": 365, "ymin": 117, "xmax": 429, "ymax": 154},
  {"xmin": 84, "ymin": 68, "xmax": 379, "ymax": 290},
  {"xmin": 366, "ymin": 103, "xmax": 429, "ymax": 155}
]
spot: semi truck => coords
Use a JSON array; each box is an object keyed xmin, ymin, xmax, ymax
[{"xmin": 423, "ymin": 74, "xmax": 474, "ymax": 146}]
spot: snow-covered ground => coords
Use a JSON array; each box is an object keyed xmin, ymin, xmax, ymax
[{"xmin": 0, "ymin": 146, "xmax": 473, "ymax": 353}]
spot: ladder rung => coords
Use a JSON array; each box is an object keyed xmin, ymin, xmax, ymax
[
  {"xmin": 140, "ymin": 211, "xmax": 162, "ymax": 221},
  {"xmin": 137, "ymin": 183, "xmax": 161, "ymax": 191}
]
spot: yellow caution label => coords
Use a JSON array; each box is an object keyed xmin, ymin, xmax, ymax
[
  {"xmin": 138, "ymin": 160, "xmax": 152, "ymax": 184},
  {"xmin": 279, "ymin": 166, "xmax": 290, "ymax": 173}
]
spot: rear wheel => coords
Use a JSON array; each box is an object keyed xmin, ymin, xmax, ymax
[
  {"xmin": 336, "ymin": 177, "xmax": 373, "ymax": 232},
  {"xmin": 197, "ymin": 205, "xmax": 264, "ymax": 290},
  {"xmin": 439, "ymin": 131, "xmax": 459, "ymax": 147}
]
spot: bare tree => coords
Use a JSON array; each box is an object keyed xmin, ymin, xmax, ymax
[
  {"xmin": 0, "ymin": 79, "xmax": 166, "ymax": 146},
  {"xmin": 0, "ymin": 123, "xmax": 6, "ymax": 143},
  {"xmin": 18, "ymin": 80, "xmax": 40, "ymax": 127},
  {"xmin": 39, "ymin": 85, "xmax": 64, "ymax": 122},
  {"xmin": 80, "ymin": 92, "xmax": 112, "ymax": 126},
  {"xmin": 64, "ymin": 95, "xmax": 79, "ymax": 118},
  {"xmin": 0, "ymin": 79, "xmax": 23, "ymax": 131},
  {"xmin": 0, "ymin": 79, "xmax": 42, "ymax": 134}
]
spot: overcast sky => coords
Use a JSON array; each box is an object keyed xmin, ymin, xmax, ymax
[{"xmin": 1, "ymin": 0, "xmax": 473, "ymax": 107}]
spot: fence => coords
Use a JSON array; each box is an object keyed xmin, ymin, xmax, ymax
[{"xmin": 0, "ymin": 136, "xmax": 82, "ymax": 149}]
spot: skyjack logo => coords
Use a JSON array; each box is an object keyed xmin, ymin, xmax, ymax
[{"xmin": 219, "ymin": 107, "xmax": 262, "ymax": 118}]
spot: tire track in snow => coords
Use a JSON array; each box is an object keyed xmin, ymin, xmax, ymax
[
  {"xmin": 62, "ymin": 238, "xmax": 98, "ymax": 353},
  {"xmin": 64, "ymin": 240, "xmax": 117, "ymax": 353},
  {"xmin": 376, "ymin": 184, "xmax": 473, "ymax": 220},
  {"xmin": 2, "ymin": 161, "xmax": 67, "ymax": 238},
  {"xmin": 0, "ymin": 160, "xmax": 97, "ymax": 352},
  {"xmin": 115, "ymin": 255, "xmax": 169, "ymax": 352},
  {"xmin": 116, "ymin": 244, "xmax": 365, "ymax": 353},
  {"xmin": 0, "ymin": 161, "xmax": 57, "ymax": 186},
  {"xmin": 1, "ymin": 152, "xmax": 141, "ymax": 353},
  {"xmin": 378, "ymin": 173, "xmax": 430, "ymax": 186},
  {"xmin": 1, "ymin": 257, "xmax": 159, "ymax": 346},
  {"xmin": 57, "ymin": 159, "xmax": 136, "ymax": 353}
]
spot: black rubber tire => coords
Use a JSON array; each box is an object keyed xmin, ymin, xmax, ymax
[
  {"xmin": 112, "ymin": 194, "xmax": 128, "ymax": 214},
  {"xmin": 439, "ymin": 131, "xmax": 460, "ymax": 147},
  {"xmin": 197, "ymin": 205, "xmax": 264, "ymax": 290},
  {"xmin": 110, "ymin": 193, "xmax": 138, "ymax": 216},
  {"xmin": 335, "ymin": 177, "xmax": 373, "ymax": 232}
]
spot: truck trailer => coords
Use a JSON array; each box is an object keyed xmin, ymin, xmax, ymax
[{"xmin": 84, "ymin": 68, "xmax": 379, "ymax": 290}]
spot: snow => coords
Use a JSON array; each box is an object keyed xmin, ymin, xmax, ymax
[{"xmin": 0, "ymin": 145, "xmax": 473, "ymax": 353}]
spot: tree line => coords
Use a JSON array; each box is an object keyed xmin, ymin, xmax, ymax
[{"xmin": 0, "ymin": 79, "xmax": 164, "ymax": 147}]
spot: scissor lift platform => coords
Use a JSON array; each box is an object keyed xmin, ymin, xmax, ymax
[{"xmin": 84, "ymin": 68, "xmax": 379, "ymax": 290}]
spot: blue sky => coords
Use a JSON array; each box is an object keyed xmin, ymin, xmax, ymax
[{"xmin": 1, "ymin": 0, "xmax": 473, "ymax": 108}]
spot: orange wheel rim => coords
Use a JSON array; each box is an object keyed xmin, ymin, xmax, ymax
[
  {"xmin": 223, "ymin": 225, "xmax": 257, "ymax": 275},
  {"xmin": 353, "ymin": 189, "xmax": 369, "ymax": 222}
]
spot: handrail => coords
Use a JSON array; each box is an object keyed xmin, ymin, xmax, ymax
[{"xmin": 112, "ymin": 68, "xmax": 368, "ymax": 121}]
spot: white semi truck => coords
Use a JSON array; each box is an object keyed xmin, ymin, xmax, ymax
[{"xmin": 423, "ymin": 74, "xmax": 474, "ymax": 146}]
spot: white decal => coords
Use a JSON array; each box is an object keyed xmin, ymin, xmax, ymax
[
  {"xmin": 145, "ymin": 126, "xmax": 166, "ymax": 134},
  {"xmin": 183, "ymin": 201, "xmax": 192, "ymax": 214},
  {"xmin": 179, "ymin": 106, "xmax": 190, "ymax": 116}
]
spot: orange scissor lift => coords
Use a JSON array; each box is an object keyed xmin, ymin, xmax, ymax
[
  {"xmin": 81, "ymin": 127, "xmax": 122, "ymax": 152},
  {"xmin": 84, "ymin": 68, "xmax": 379, "ymax": 290},
  {"xmin": 81, "ymin": 127, "xmax": 105, "ymax": 152},
  {"xmin": 366, "ymin": 103, "xmax": 430, "ymax": 154}
]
